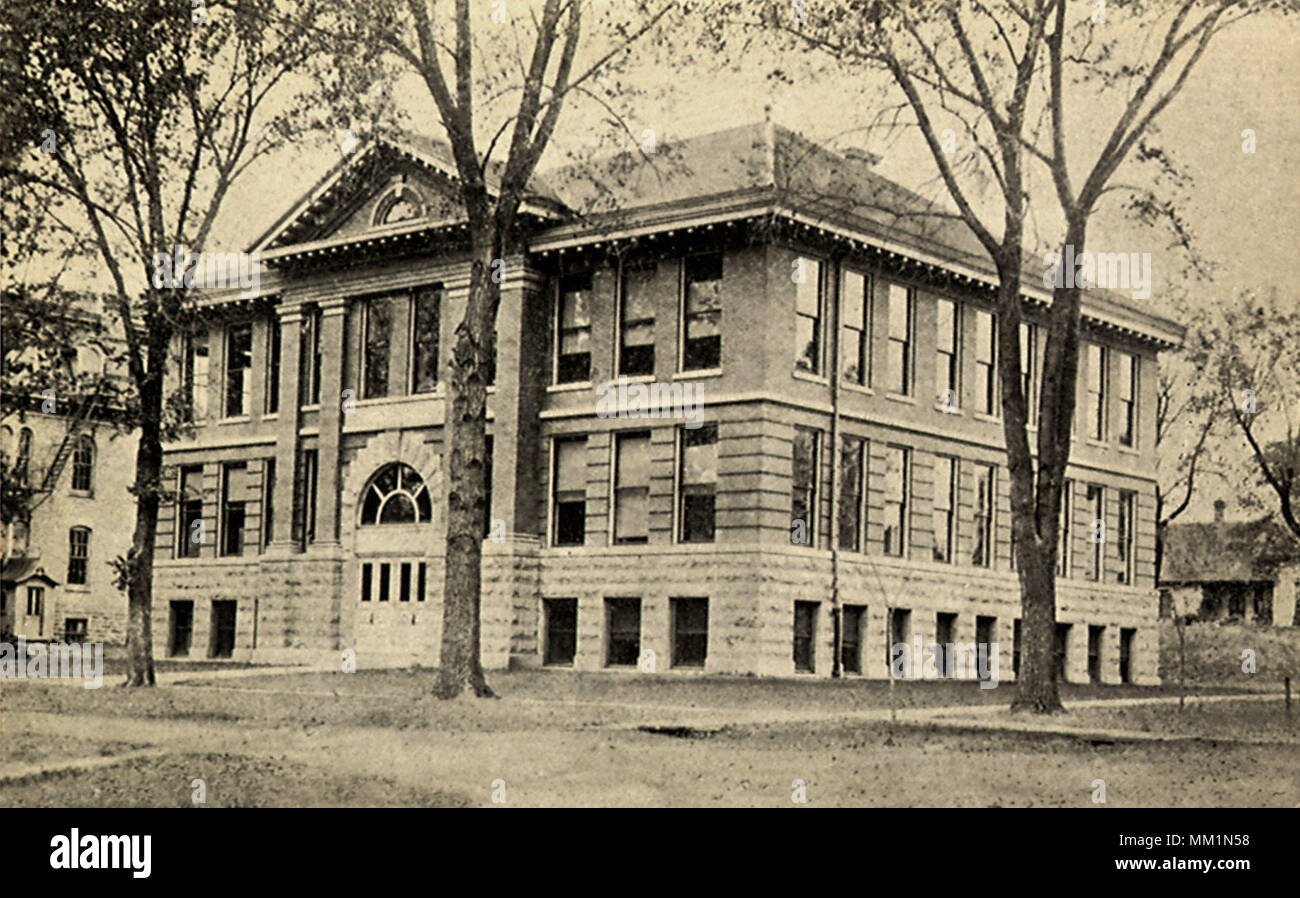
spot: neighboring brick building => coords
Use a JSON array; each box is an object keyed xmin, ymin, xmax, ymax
[
  {"xmin": 153, "ymin": 122, "xmax": 1180, "ymax": 683},
  {"xmin": 2, "ymin": 347, "xmax": 136, "ymax": 645}
]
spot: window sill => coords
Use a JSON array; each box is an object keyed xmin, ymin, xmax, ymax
[
  {"xmin": 673, "ymin": 368, "xmax": 723, "ymax": 380},
  {"xmin": 218, "ymin": 416, "xmax": 252, "ymax": 425},
  {"xmin": 884, "ymin": 392, "xmax": 916, "ymax": 405},
  {"xmin": 1116, "ymin": 444, "xmax": 1139, "ymax": 455},
  {"xmin": 840, "ymin": 382, "xmax": 873, "ymax": 396},
  {"xmin": 1084, "ymin": 438, "xmax": 1108, "ymax": 449},
  {"xmin": 548, "ymin": 381, "xmax": 593, "ymax": 394},
  {"xmin": 262, "ymin": 413, "xmax": 279, "ymax": 422},
  {"xmin": 612, "ymin": 373, "xmax": 656, "ymax": 385},
  {"xmin": 792, "ymin": 369, "xmax": 828, "ymax": 385},
  {"xmin": 64, "ymin": 585, "xmax": 90, "ymax": 593},
  {"xmin": 355, "ymin": 393, "xmax": 441, "ymax": 408},
  {"xmin": 69, "ymin": 490, "xmax": 94, "ymax": 499},
  {"xmin": 972, "ymin": 412, "xmax": 1001, "ymax": 424},
  {"xmin": 933, "ymin": 403, "xmax": 963, "ymax": 417},
  {"xmin": 299, "ymin": 403, "xmax": 322, "ymax": 412}
]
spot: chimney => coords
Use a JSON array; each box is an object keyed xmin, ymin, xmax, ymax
[{"xmin": 1214, "ymin": 499, "xmax": 1226, "ymax": 523}]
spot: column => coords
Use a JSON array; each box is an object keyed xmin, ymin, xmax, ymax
[
  {"xmin": 267, "ymin": 305, "xmax": 302, "ymax": 551},
  {"xmin": 314, "ymin": 298, "xmax": 346, "ymax": 547}
]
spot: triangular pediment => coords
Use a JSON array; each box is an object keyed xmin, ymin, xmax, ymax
[{"xmin": 250, "ymin": 135, "xmax": 567, "ymax": 256}]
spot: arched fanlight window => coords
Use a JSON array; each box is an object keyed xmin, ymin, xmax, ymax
[
  {"xmin": 360, "ymin": 462, "xmax": 433, "ymax": 525},
  {"xmin": 374, "ymin": 187, "xmax": 424, "ymax": 226}
]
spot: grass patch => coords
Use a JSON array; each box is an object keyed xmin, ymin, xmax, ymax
[{"xmin": 0, "ymin": 752, "xmax": 470, "ymax": 808}]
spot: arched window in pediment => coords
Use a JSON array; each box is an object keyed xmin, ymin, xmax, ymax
[{"xmin": 374, "ymin": 186, "xmax": 425, "ymax": 226}]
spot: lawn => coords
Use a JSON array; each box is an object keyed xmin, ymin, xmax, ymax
[
  {"xmin": 3, "ymin": 669, "xmax": 1295, "ymax": 807},
  {"xmin": 0, "ymin": 752, "xmax": 469, "ymax": 808}
]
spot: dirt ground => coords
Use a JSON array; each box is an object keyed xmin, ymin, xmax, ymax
[{"xmin": 2, "ymin": 669, "xmax": 1297, "ymax": 807}]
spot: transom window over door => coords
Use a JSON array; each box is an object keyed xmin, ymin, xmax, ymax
[{"xmin": 360, "ymin": 463, "xmax": 433, "ymax": 525}]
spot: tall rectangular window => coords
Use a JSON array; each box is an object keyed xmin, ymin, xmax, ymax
[
  {"xmin": 220, "ymin": 462, "xmax": 247, "ymax": 557},
  {"xmin": 1087, "ymin": 484, "xmax": 1104, "ymax": 581},
  {"xmin": 185, "ymin": 331, "xmax": 209, "ymax": 421},
  {"xmin": 682, "ymin": 253, "xmax": 722, "ymax": 371},
  {"xmin": 841, "ymin": 270, "xmax": 870, "ymax": 386},
  {"xmin": 613, "ymin": 432, "xmax": 650, "ymax": 544},
  {"xmin": 933, "ymin": 456, "xmax": 956, "ymax": 563},
  {"xmin": 1086, "ymin": 343, "xmax": 1107, "ymax": 440},
  {"xmin": 224, "ymin": 323, "xmax": 252, "ymax": 417},
  {"xmin": 671, "ymin": 597, "xmax": 708, "ymax": 668},
  {"xmin": 619, "ymin": 263, "xmax": 655, "ymax": 377},
  {"xmin": 411, "ymin": 286, "xmax": 441, "ymax": 394},
  {"xmin": 678, "ymin": 423, "xmax": 717, "ymax": 542},
  {"xmin": 1117, "ymin": 352, "xmax": 1137, "ymax": 447},
  {"xmin": 841, "ymin": 604, "xmax": 864, "ymax": 674},
  {"xmin": 71, "ymin": 437, "xmax": 93, "ymax": 492},
  {"xmin": 543, "ymin": 598, "xmax": 577, "ymax": 666},
  {"xmin": 540, "ymin": 600, "xmax": 577, "ymax": 662},
  {"xmin": 1057, "ymin": 479, "xmax": 1073, "ymax": 577},
  {"xmin": 177, "ymin": 465, "xmax": 203, "ymax": 558},
  {"xmin": 890, "ymin": 609, "xmax": 912, "ymax": 675},
  {"xmin": 399, "ymin": 562, "xmax": 412, "ymax": 602},
  {"xmin": 262, "ymin": 459, "xmax": 275, "ymax": 551},
  {"xmin": 552, "ymin": 437, "xmax": 587, "ymax": 546},
  {"xmin": 838, "ymin": 436, "xmax": 865, "ymax": 551},
  {"xmin": 67, "ymin": 527, "xmax": 89, "ymax": 585},
  {"xmin": 976, "ymin": 616, "xmax": 996, "ymax": 661},
  {"xmin": 882, "ymin": 446, "xmax": 908, "ymax": 557},
  {"xmin": 363, "ymin": 295, "xmax": 396, "ymax": 399},
  {"xmin": 26, "ymin": 586, "xmax": 43, "ymax": 617},
  {"xmin": 791, "ymin": 427, "xmax": 820, "ymax": 546},
  {"xmin": 1116, "ymin": 489, "xmax": 1135, "ymax": 585},
  {"xmin": 1020, "ymin": 322, "xmax": 1037, "ymax": 425},
  {"xmin": 299, "ymin": 307, "xmax": 321, "ymax": 406},
  {"xmin": 605, "ymin": 597, "xmax": 641, "ymax": 666},
  {"xmin": 793, "ymin": 600, "xmax": 818, "ymax": 673},
  {"xmin": 266, "ymin": 317, "xmax": 281, "ymax": 414},
  {"xmin": 556, "ymin": 271, "xmax": 592, "ymax": 384},
  {"xmin": 936, "ymin": 298, "xmax": 959, "ymax": 408},
  {"xmin": 794, "ymin": 257, "xmax": 823, "ymax": 374},
  {"xmin": 885, "ymin": 284, "xmax": 912, "ymax": 395},
  {"xmin": 293, "ymin": 448, "xmax": 318, "ymax": 549},
  {"xmin": 974, "ymin": 309, "xmax": 996, "ymax": 415},
  {"xmin": 972, "ymin": 463, "xmax": 995, "ymax": 567}
]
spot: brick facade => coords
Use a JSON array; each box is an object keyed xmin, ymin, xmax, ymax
[{"xmin": 153, "ymin": 127, "xmax": 1177, "ymax": 686}]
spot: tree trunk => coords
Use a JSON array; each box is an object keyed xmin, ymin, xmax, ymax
[
  {"xmin": 435, "ymin": 239, "xmax": 498, "ymax": 700},
  {"xmin": 123, "ymin": 376, "xmax": 162, "ymax": 687},
  {"xmin": 1011, "ymin": 542, "xmax": 1063, "ymax": 712}
]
